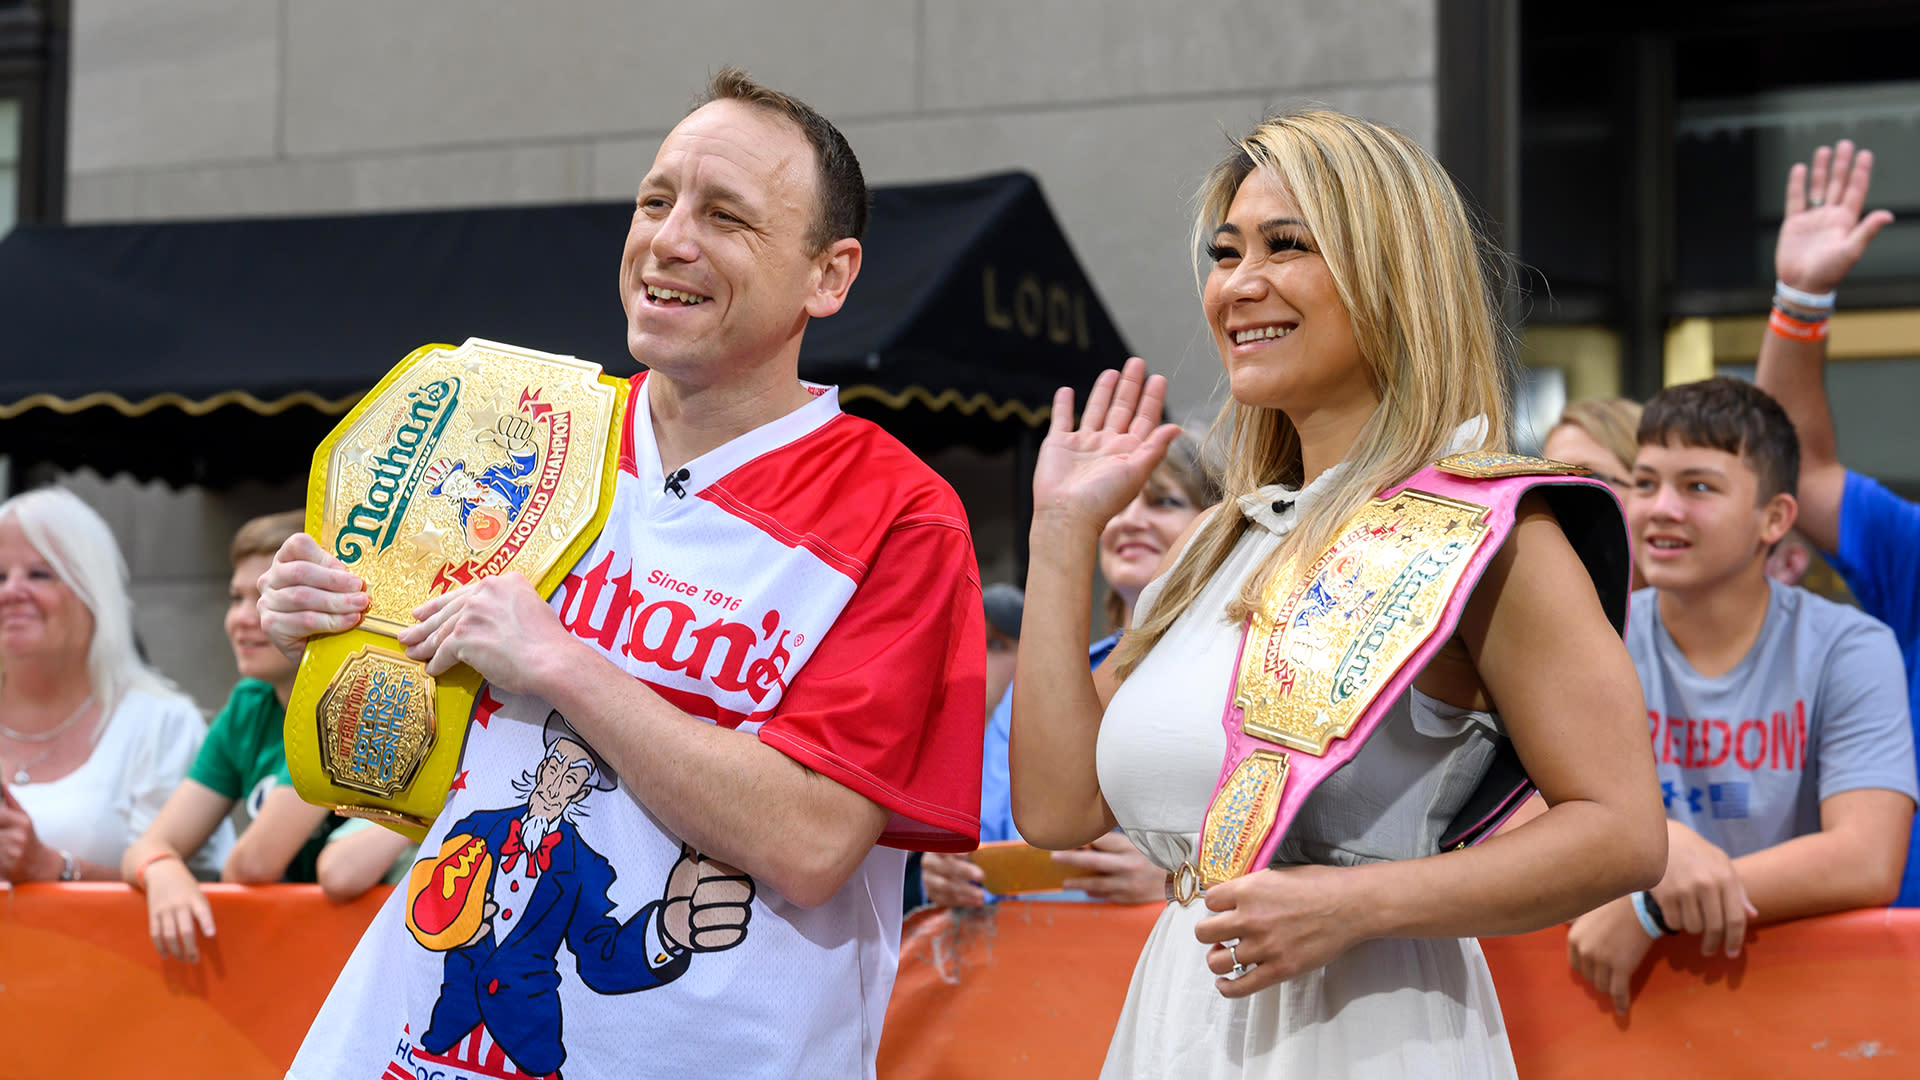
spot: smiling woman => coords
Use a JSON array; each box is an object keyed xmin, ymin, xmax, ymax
[
  {"xmin": 1010, "ymin": 109, "xmax": 1666, "ymax": 1079},
  {"xmin": 0, "ymin": 488, "xmax": 214, "ymax": 887},
  {"xmin": 1097, "ymin": 435, "xmax": 1217, "ymax": 633}
]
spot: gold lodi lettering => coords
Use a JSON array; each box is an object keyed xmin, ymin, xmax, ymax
[
  {"xmin": 1014, "ymin": 275, "xmax": 1044, "ymax": 336},
  {"xmin": 1047, "ymin": 285, "xmax": 1074, "ymax": 345},
  {"xmin": 982, "ymin": 266, "xmax": 1012, "ymax": 330}
]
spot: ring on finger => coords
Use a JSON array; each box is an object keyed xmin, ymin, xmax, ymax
[
  {"xmin": 1810, "ymin": 194, "xmax": 1825, "ymax": 207},
  {"xmin": 1227, "ymin": 942, "xmax": 1249, "ymax": 979}
]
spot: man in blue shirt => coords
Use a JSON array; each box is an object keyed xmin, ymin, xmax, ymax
[{"xmin": 1754, "ymin": 138, "xmax": 1920, "ymax": 904}]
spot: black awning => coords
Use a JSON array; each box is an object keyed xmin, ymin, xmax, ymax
[
  {"xmin": 0, "ymin": 171, "xmax": 1127, "ymax": 487},
  {"xmin": 799, "ymin": 172, "xmax": 1131, "ymax": 448}
]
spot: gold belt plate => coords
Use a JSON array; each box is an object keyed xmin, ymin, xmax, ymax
[
  {"xmin": 1235, "ymin": 489, "xmax": 1494, "ymax": 756},
  {"xmin": 284, "ymin": 338, "xmax": 626, "ymax": 839},
  {"xmin": 1197, "ymin": 749, "xmax": 1290, "ymax": 888},
  {"xmin": 315, "ymin": 645, "xmax": 437, "ymax": 798},
  {"xmin": 315, "ymin": 339, "xmax": 619, "ymax": 633}
]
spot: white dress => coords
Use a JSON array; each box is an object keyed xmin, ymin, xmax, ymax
[
  {"xmin": 1094, "ymin": 465, "xmax": 1518, "ymax": 1079},
  {"xmin": 10, "ymin": 689, "xmax": 230, "ymax": 874}
]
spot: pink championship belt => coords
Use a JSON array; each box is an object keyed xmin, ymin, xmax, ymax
[{"xmin": 1170, "ymin": 451, "xmax": 1620, "ymax": 902}]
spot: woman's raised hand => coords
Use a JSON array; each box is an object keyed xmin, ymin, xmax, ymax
[{"xmin": 1032, "ymin": 358, "xmax": 1182, "ymax": 534}]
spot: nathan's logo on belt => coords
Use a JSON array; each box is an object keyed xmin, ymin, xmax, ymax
[
  {"xmin": 1256, "ymin": 532, "xmax": 1376, "ymax": 701},
  {"xmin": 1330, "ymin": 539, "xmax": 1468, "ymax": 704},
  {"xmin": 335, "ymin": 378, "xmax": 462, "ymax": 565},
  {"xmin": 1188, "ymin": 457, "xmax": 1610, "ymax": 894},
  {"xmin": 1236, "ymin": 493, "xmax": 1489, "ymax": 757},
  {"xmin": 288, "ymin": 339, "xmax": 626, "ymax": 841}
]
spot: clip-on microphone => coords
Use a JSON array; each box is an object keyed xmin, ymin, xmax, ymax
[{"xmin": 664, "ymin": 468, "xmax": 692, "ymax": 499}]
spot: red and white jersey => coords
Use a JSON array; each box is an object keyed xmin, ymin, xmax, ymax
[{"xmin": 291, "ymin": 374, "xmax": 986, "ymax": 1080}]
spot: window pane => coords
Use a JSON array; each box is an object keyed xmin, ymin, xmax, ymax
[
  {"xmin": 1519, "ymin": 40, "xmax": 1616, "ymax": 295},
  {"xmin": 0, "ymin": 97, "xmax": 16, "ymax": 237},
  {"xmin": 1513, "ymin": 365, "xmax": 1567, "ymax": 455},
  {"xmin": 1677, "ymin": 81, "xmax": 1920, "ymax": 289}
]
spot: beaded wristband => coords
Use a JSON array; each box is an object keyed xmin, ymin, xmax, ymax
[
  {"xmin": 1631, "ymin": 891, "xmax": 1668, "ymax": 939},
  {"xmin": 1776, "ymin": 279, "xmax": 1836, "ymax": 311},
  {"xmin": 1770, "ymin": 308, "xmax": 1831, "ymax": 342}
]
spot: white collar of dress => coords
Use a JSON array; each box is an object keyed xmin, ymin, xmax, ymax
[{"xmin": 1234, "ymin": 415, "xmax": 1489, "ymax": 537}]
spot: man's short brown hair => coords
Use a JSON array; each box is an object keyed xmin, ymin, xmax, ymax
[
  {"xmin": 699, "ymin": 67, "xmax": 868, "ymax": 254},
  {"xmin": 1638, "ymin": 377, "xmax": 1801, "ymax": 502},
  {"xmin": 231, "ymin": 510, "xmax": 304, "ymax": 567}
]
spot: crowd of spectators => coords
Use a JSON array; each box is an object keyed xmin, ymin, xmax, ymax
[
  {"xmin": 1564, "ymin": 142, "xmax": 1920, "ymax": 1016},
  {"xmin": 916, "ymin": 137, "xmax": 1920, "ymax": 1030},
  {"xmin": 0, "ymin": 496, "xmax": 413, "ymax": 960},
  {"xmin": 3, "ymin": 132, "xmax": 1918, "ymax": 1059}
]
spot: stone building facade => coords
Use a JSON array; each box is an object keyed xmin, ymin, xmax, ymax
[{"xmin": 54, "ymin": 0, "xmax": 1438, "ymax": 708}]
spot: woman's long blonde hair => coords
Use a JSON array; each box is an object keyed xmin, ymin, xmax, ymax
[{"xmin": 1109, "ymin": 109, "xmax": 1515, "ymax": 679}]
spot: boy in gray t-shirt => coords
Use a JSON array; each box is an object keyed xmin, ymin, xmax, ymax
[
  {"xmin": 1631, "ymin": 580, "xmax": 1912, "ymax": 858},
  {"xmin": 1569, "ymin": 377, "xmax": 1917, "ymax": 1015}
]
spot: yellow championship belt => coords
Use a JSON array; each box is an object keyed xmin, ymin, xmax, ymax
[{"xmin": 284, "ymin": 338, "xmax": 626, "ymax": 840}]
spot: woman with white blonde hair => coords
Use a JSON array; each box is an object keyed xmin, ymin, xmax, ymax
[
  {"xmin": 1011, "ymin": 109, "xmax": 1665, "ymax": 1075},
  {"xmin": 0, "ymin": 488, "xmax": 224, "ymax": 883}
]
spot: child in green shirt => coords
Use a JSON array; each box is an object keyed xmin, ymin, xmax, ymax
[
  {"xmin": 121, "ymin": 511, "xmax": 339, "ymax": 962},
  {"xmin": 184, "ymin": 677, "xmax": 337, "ymax": 880}
]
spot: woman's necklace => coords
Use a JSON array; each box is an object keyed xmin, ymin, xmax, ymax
[
  {"xmin": 1, "ymin": 694, "xmax": 96, "ymax": 784},
  {"xmin": 8, "ymin": 741, "xmax": 67, "ymax": 785}
]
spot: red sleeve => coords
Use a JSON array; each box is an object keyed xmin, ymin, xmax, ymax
[{"xmin": 756, "ymin": 516, "xmax": 985, "ymax": 853}]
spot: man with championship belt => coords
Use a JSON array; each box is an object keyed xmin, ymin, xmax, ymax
[{"xmin": 260, "ymin": 70, "xmax": 986, "ymax": 1080}]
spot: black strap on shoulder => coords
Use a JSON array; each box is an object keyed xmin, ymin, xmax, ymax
[{"xmin": 1435, "ymin": 476, "xmax": 1630, "ymax": 851}]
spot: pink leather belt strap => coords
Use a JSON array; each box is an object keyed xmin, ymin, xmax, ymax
[{"xmin": 1185, "ymin": 453, "xmax": 1620, "ymax": 893}]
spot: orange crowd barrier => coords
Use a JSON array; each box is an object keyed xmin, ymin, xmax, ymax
[
  {"xmin": 0, "ymin": 882, "xmax": 389, "ymax": 1079},
  {"xmin": 3, "ymin": 884, "xmax": 1915, "ymax": 1077},
  {"xmin": 879, "ymin": 901, "xmax": 1162, "ymax": 1078},
  {"xmin": 1488, "ymin": 906, "xmax": 1920, "ymax": 1075},
  {"xmin": 878, "ymin": 902, "xmax": 1920, "ymax": 1078}
]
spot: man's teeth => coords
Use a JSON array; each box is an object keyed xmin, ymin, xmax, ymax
[
  {"xmin": 647, "ymin": 285, "xmax": 708, "ymax": 305},
  {"xmin": 1650, "ymin": 538, "xmax": 1687, "ymax": 549},
  {"xmin": 1234, "ymin": 325, "xmax": 1294, "ymax": 344}
]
